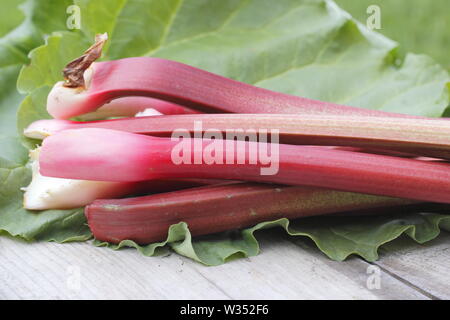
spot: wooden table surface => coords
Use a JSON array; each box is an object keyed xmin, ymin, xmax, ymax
[{"xmin": 0, "ymin": 230, "xmax": 448, "ymax": 300}]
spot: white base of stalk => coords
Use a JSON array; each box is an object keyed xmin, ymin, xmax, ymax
[{"xmin": 22, "ymin": 148, "xmax": 128, "ymax": 210}]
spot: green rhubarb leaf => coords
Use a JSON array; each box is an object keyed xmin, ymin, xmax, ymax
[
  {"xmin": 17, "ymin": 32, "xmax": 90, "ymax": 94},
  {"xmin": 7, "ymin": 0, "xmax": 450, "ymax": 263},
  {"xmin": 0, "ymin": 0, "xmax": 25, "ymax": 38},
  {"xmin": 0, "ymin": 87, "xmax": 90, "ymax": 242},
  {"xmin": 0, "ymin": 158, "xmax": 91, "ymax": 242},
  {"xmin": 336, "ymin": 0, "xmax": 450, "ymax": 70},
  {"xmin": 96, "ymin": 212, "xmax": 450, "ymax": 266},
  {"xmin": 174, "ymin": 211, "xmax": 450, "ymax": 264},
  {"xmin": 0, "ymin": 0, "xmax": 73, "ymax": 70},
  {"xmin": 0, "ymin": 0, "xmax": 91, "ymax": 243}
]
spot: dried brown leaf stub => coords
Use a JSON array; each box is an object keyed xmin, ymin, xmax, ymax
[{"xmin": 63, "ymin": 33, "xmax": 108, "ymax": 88}]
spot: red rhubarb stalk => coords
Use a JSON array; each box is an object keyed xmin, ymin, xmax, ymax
[
  {"xmin": 86, "ymin": 183, "xmax": 417, "ymax": 244},
  {"xmin": 47, "ymin": 35, "xmax": 421, "ymax": 119},
  {"xmin": 39, "ymin": 128, "xmax": 450, "ymax": 203},
  {"xmin": 26, "ymin": 114, "xmax": 450, "ymax": 159}
]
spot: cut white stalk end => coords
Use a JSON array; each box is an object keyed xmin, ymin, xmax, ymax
[
  {"xmin": 24, "ymin": 108, "xmax": 163, "ymax": 140},
  {"xmin": 46, "ymin": 65, "xmax": 95, "ymax": 119},
  {"xmin": 24, "ymin": 119, "xmax": 73, "ymax": 140}
]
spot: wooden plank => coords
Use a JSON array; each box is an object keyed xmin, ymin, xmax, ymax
[
  {"xmin": 0, "ymin": 231, "xmax": 433, "ymax": 299},
  {"xmin": 190, "ymin": 230, "xmax": 428, "ymax": 300},
  {"xmin": 0, "ymin": 237, "xmax": 229, "ymax": 300},
  {"xmin": 373, "ymin": 232, "xmax": 450, "ymax": 300}
]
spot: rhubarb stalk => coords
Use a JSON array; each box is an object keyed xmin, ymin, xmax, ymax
[
  {"xmin": 86, "ymin": 182, "xmax": 416, "ymax": 244},
  {"xmin": 22, "ymin": 148, "xmax": 224, "ymax": 209},
  {"xmin": 25, "ymin": 114, "xmax": 450, "ymax": 159},
  {"xmin": 47, "ymin": 34, "xmax": 421, "ymax": 119},
  {"xmin": 39, "ymin": 128, "xmax": 450, "ymax": 203},
  {"xmin": 23, "ymin": 148, "xmax": 140, "ymax": 210}
]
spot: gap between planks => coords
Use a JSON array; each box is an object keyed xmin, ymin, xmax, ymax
[{"xmin": 287, "ymin": 229, "xmax": 450, "ymax": 300}]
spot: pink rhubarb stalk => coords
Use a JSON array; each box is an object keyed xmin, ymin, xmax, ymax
[
  {"xmin": 25, "ymin": 114, "xmax": 450, "ymax": 159},
  {"xmin": 23, "ymin": 147, "xmax": 222, "ymax": 210},
  {"xmin": 86, "ymin": 182, "xmax": 416, "ymax": 244},
  {"xmin": 47, "ymin": 34, "xmax": 421, "ymax": 119},
  {"xmin": 39, "ymin": 128, "xmax": 450, "ymax": 203}
]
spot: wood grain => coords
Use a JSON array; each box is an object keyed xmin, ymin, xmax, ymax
[
  {"xmin": 374, "ymin": 232, "xmax": 450, "ymax": 299},
  {"xmin": 188, "ymin": 231, "xmax": 428, "ymax": 299},
  {"xmin": 0, "ymin": 229, "xmax": 438, "ymax": 299}
]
